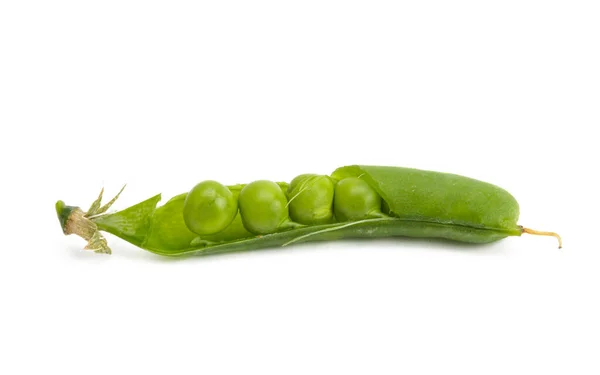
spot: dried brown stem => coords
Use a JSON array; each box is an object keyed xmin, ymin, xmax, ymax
[{"xmin": 522, "ymin": 227, "xmax": 563, "ymax": 249}]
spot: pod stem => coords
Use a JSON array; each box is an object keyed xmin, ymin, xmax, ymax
[
  {"xmin": 55, "ymin": 186, "xmax": 125, "ymax": 255},
  {"xmin": 521, "ymin": 227, "xmax": 563, "ymax": 249}
]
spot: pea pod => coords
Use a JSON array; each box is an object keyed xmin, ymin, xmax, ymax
[{"xmin": 56, "ymin": 165, "xmax": 561, "ymax": 256}]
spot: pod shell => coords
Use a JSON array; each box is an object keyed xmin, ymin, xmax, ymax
[{"xmin": 332, "ymin": 165, "xmax": 520, "ymax": 231}]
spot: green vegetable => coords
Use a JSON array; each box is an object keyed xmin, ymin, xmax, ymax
[
  {"xmin": 56, "ymin": 165, "xmax": 562, "ymax": 256},
  {"xmin": 287, "ymin": 174, "xmax": 335, "ymax": 225},
  {"xmin": 333, "ymin": 177, "xmax": 384, "ymax": 221},
  {"xmin": 238, "ymin": 180, "xmax": 296, "ymax": 234},
  {"xmin": 183, "ymin": 180, "xmax": 238, "ymax": 235}
]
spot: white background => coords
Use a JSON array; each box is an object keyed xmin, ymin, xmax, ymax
[{"xmin": 1, "ymin": 1, "xmax": 598, "ymax": 374}]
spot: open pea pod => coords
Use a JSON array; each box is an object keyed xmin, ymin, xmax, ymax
[{"xmin": 56, "ymin": 165, "xmax": 561, "ymax": 256}]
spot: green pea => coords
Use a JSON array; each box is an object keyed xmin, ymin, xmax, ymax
[
  {"xmin": 334, "ymin": 177, "xmax": 383, "ymax": 221},
  {"xmin": 183, "ymin": 180, "xmax": 238, "ymax": 235},
  {"xmin": 287, "ymin": 174, "xmax": 335, "ymax": 225},
  {"xmin": 239, "ymin": 180, "xmax": 291, "ymax": 234}
]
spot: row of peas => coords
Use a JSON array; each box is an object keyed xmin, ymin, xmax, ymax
[{"xmin": 182, "ymin": 174, "xmax": 386, "ymax": 237}]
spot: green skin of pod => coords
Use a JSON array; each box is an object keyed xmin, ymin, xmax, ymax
[
  {"xmin": 287, "ymin": 174, "xmax": 335, "ymax": 225},
  {"xmin": 332, "ymin": 165, "xmax": 520, "ymax": 231},
  {"xmin": 333, "ymin": 177, "xmax": 383, "ymax": 222},
  {"xmin": 62, "ymin": 166, "xmax": 525, "ymax": 257},
  {"xmin": 183, "ymin": 180, "xmax": 238, "ymax": 235},
  {"xmin": 238, "ymin": 180, "xmax": 293, "ymax": 235}
]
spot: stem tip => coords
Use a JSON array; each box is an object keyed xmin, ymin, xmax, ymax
[{"xmin": 522, "ymin": 227, "xmax": 562, "ymax": 249}]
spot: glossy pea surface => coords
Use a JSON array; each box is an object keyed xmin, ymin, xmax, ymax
[
  {"xmin": 239, "ymin": 180, "xmax": 290, "ymax": 234},
  {"xmin": 183, "ymin": 180, "xmax": 238, "ymax": 235},
  {"xmin": 333, "ymin": 177, "xmax": 382, "ymax": 221},
  {"xmin": 287, "ymin": 174, "xmax": 334, "ymax": 225}
]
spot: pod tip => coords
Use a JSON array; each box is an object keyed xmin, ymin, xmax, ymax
[{"xmin": 522, "ymin": 227, "xmax": 562, "ymax": 249}]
